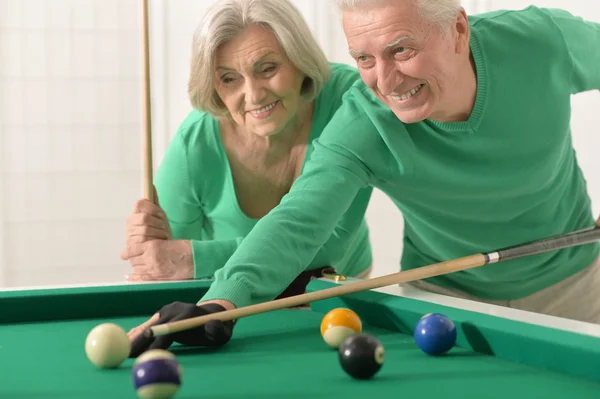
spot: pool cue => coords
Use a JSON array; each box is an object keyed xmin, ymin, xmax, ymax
[
  {"xmin": 141, "ymin": 0, "xmax": 154, "ymax": 203},
  {"xmin": 146, "ymin": 225, "xmax": 600, "ymax": 337}
]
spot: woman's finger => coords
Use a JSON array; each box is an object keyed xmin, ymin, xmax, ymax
[
  {"xmin": 134, "ymin": 198, "xmax": 169, "ymax": 221},
  {"xmin": 126, "ymin": 272, "xmax": 154, "ymax": 281},
  {"xmin": 127, "ymin": 225, "xmax": 169, "ymax": 242},
  {"xmin": 127, "ymin": 212, "xmax": 167, "ymax": 231},
  {"xmin": 120, "ymin": 243, "xmax": 145, "ymax": 260}
]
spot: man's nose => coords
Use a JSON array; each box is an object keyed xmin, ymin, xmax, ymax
[{"xmin": 377, "ymin": 62, "xmax": 404, "ymax": 96}]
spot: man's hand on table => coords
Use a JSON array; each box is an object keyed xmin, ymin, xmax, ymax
[{"xmin": 128, "ymin": 300, "xmax": 236, "ymax": 357}]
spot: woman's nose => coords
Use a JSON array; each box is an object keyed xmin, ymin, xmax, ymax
[{"xmin": 245, "ymin": 80, "xmax": 267, "ymax": 105}]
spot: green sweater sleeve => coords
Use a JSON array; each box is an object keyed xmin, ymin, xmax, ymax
[
  {"xmin": 311, "ymin": 184, "xmax": 373, "ymax": 275},
  {"xmin": 543, "ymin": 8, "xmax": 600, "ymax": 92},
  {"xmin": 199, "ymin": 116, "xmax": 375, "ymax": 308},
  {"xmin": 154, "ymin": 133, "xmax": 244, "ymax": 279},
  {"xmin": 190, "ymin": 239, "xmax": 243, "ymax": 279}
]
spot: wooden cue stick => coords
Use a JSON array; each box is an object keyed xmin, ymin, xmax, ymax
[
  {"xmin": 141, "ymin": 0, "xmax": 154, "ymax": 202},
  {"xmin": 147, "ymin": 225, "xmax": 600, "ymax": 337}
]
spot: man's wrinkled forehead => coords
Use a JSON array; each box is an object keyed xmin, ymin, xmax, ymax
[
  {"xmin": 342, "ymin": 3, "xmax": 424, "ymax": 55},
  {"xmin": 341, "ymin": 1, "xmax": 423, "ymax": 37}
]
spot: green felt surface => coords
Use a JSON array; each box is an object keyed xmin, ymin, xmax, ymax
[
  {"xmin": 309, "ymin": 280, "xmax": 600, "ymax": 383},
  {"xmin": 1, "ymin": 280, "xmax": 600, "ymax": 398},
  {"xmin": 2, "ymin": 307, "xmax": 600, "ymax": 398}
]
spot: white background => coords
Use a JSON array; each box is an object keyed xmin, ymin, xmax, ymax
[{"xmin": 0, "ymin": 0, "xmax": 598, "ymax": 287}]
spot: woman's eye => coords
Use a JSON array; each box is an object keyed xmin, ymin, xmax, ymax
[{"xmin": 221, "ymin": 75, "xmax": 236, "ymax": 83}]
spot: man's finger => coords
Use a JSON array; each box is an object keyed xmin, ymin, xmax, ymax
[
  {"xmin": 128, "ymin": 313, "xmax": 160, "ymax": 336},
  {"xmin": 147, "ymin": 335, "xmax": 174, "ymax": 352},
  {"xmin": 128, "ymin": 313, "xmax": 161, "ymax": 358}
]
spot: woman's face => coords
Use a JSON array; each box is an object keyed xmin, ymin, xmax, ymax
[{"xmin": 213, "ymin": 24, "xmax": 306, "ymax": 137}]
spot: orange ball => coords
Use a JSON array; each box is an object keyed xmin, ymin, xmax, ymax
[{"xmin": 320, "ymin": 308, "xmax": 362, "ymax": 348}]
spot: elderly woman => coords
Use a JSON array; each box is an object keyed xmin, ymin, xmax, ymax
[{"xmin": 121, "ymin": 0, "xmax": 373, "ymax": 307}]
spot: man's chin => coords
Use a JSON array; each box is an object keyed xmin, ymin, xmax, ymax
[
  {"xmin": 388, "ymin": 105, "xmax": 430, "ymax": 124},
  {"xmin": 372, "ymin": 94, "xmax": 429, "ymax": 124}
]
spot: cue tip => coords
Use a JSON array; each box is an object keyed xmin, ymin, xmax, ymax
[{"xmin": 143, "ymin": 328, "xmax": 154, "ymax": 338}]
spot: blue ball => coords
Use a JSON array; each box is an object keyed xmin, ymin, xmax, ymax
[
  {"xmin": 414, "ymin": 313, "xmax": 457, "ymax": 356},
  {"xmin": 132, "ymin": 349, "xmax": 182, "ymax": 399}
]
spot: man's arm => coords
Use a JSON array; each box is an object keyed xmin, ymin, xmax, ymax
[
  {"xmin": 312, "ymin": 184, "xmax": 373, "ymax": 274},
  {"xmin": 198, "ymin": 134, "xmax": 374, "ymax": 308},
  {"xmin": 543, "ymin": 9, "xmax": 600, "ymax": 227},
  {"xmin": 544, "ymin": 8, "xmax": 600, "ymax": 93}
]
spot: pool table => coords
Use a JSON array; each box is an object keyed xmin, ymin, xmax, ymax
[{"xmin": 1, "ymin": 278, "xmax": 600, "ymax": 398}]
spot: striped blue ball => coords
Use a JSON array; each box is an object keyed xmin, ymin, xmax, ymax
[{"xmin": 132, "ymin": 349, "xmax": 182, "ymax": 399}]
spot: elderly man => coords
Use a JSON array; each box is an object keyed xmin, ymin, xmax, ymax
[{"xmin": 130, "ymin": 0, "xmax": 600, "ymax": 354}]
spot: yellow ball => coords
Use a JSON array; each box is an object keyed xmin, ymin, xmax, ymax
[
  {"xmin": 85, "ymin": 323, "xmax": 131, "ymax": 368},
  {"xmin": 320, "ymin": 308, "xmax": 362, "ymax": 348}
]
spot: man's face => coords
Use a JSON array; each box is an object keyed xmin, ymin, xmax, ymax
[{"xmin": 342, "ymin": 0, "xmax": 469, "ymax": 123}]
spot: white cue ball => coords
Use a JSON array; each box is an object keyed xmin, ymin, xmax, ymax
[{"xmin": 85, "ymin": 323, "xmax": 131, "ymax": 368}]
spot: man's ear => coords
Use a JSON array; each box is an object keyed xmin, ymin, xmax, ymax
[{"xmin": 454, "ymin": 8, "xmax": 470, "ymax": 54}]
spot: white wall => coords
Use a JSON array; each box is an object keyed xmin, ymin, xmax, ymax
[
  {"xmin": 0, "ymin": 0, "xmax": 145, "ymax": 286},
  {"xmin": 0, "ymin": 0, "xmax": 598, "ymax": 287}
]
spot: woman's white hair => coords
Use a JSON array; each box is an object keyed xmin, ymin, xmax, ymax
[
  {"xmin": 335, "ymin": 0, "xmax": 461, "ymax": 33},
  {"xmin": 189, "ymin": 0, "xmax": 330, "ymax": 117}
]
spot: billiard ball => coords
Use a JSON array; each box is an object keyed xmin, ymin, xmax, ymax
[
  {"xmin": 338, "ymin": 333, "xmax": 384, "ymax": 379},
  {"xmin": 133, "ymin": 349, "xmax": 182, "ymax": 399},
  {"xmin": 85, "ymin": 323, "xmax": 131, "ymax": 368},
  {"xmin": 320, "ymin": 308, "xmax": 362, "ymax": 348},
  {"xmin": 414, "ymin": 313, "xmax": 457, "ymax": 356}
]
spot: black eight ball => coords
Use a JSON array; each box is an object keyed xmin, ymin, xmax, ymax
[{"xmin": 338, "ymin": 333, "xmax": 384, "ymax": 379}]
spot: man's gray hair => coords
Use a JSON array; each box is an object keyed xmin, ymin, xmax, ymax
[
  {"xmin": 188, "ymin": 0, "xmax": 330, "ymax": 117},
  {"xmin": 335, "ymin": 0, "xmax": 462, "ymax": 33}
]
